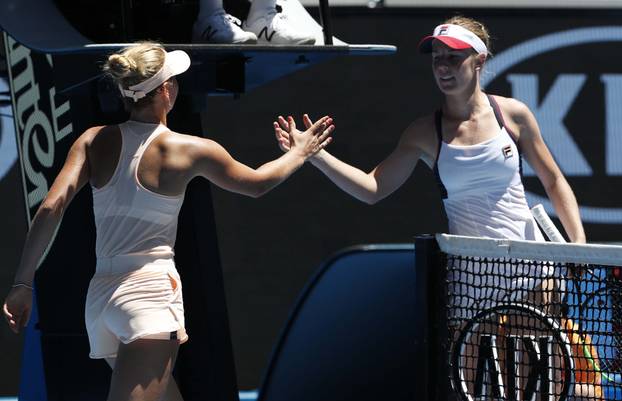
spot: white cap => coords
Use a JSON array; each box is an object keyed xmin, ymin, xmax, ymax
[
  {"xmin": 419, "ymin": 24, "xmax": 488, "ymax": 55},
  {"xmin": 119, "ymin": 50, "xmax": 191, "ymax": 102}
]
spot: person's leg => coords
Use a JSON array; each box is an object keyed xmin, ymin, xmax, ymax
[
  {"xmin": 105, "ymin": 356, "xmax": 184, "ymax": 401},
  {"xmin": 162, "ymin": 377, "xmax": 184, "ymax": 401},
  {"xmin": 223, "ymin": 0, "xmax": 251, "ymax": 20},
  {"xmin": 105, "ymin": 339, "xmax": 182, "ymax": 401},
  {"xmin": 193, "ymin": 0, "xmax": 257, "ymax": 43},
  {"xmin": 198, "ymin": 0, "xmax": 225, "ymax": 19},
  {"xmin": 247, "ymin": 0, "xmax": 276, "ymax": 18},
  {"xmin": 244, "ymin": 0, "xmax": 315, "ymax": 44},
  {"xmin": 105, "ymin": 357, "xmax": 115, "ymax": 369},
  {"xmin": 264, "ymin": 0, "xmax": 347, "ymax": 45}
]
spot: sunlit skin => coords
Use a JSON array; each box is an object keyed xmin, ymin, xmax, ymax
[
  {"xmin": 166, "ymin": 77, "xmax": 178, "ymax": 113},
  {"xmin": 431, "ymin": 41, "xmax": 485, "ymax": 97},
  {"xmin": 274, "ymin": 27, "xmax": 590, "ymax": 401},
  {"xmin": 3, "ymin": 45, "xmax": 335, "ymax": 401},
  {"xmin": 272, "ymin": 35, "xmax": 585, "ymax": 244}
]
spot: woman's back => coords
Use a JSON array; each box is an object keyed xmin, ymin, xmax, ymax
[{"xmin": 89, "ymin": 121, "xmax": 185, "ymax": 258}]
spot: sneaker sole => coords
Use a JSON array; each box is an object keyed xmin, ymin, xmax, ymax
[
  {"xmin": 233, "ymin": 37, "xmax": 258, "ymax": 44},
  {"xmin": 255, "ymin": 37, "xmax": 316, "ymax": 45},
  {"xmin": 192, "ymin": 36, "xmax": 258, "ymax": 44},
  {"xmin": 295, "ymin": 38, "xmax": 315, "ymax": 45}
]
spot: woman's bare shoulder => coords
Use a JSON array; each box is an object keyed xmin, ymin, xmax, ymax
[
  {"xmin": 405, "ymin": 114, "xmax": 436, "ymax": 135},
  {"xmin": 157, "ymin": 130, "xmax": 226, "ymax": 160},
  {"xmin": 158, "ymin": 130, "xmax": 215, "ymax": 148},
  {"xmin": 402, "ymin": 114, "xmax": 437, "ymax": 149},
  {"xmin": 490, "ymin": 95, "xmax": 532, "ymax": 121},
  {"xmin": 75, "ymin": 125, "xmax": 115, "ymax": 150},
  {"xmin": 81, "ymin": 125, "xmax": 108, "ymax": 139}
]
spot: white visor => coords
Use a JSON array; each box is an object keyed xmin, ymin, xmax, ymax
[
  {"xmin": 419, "ymin": 24, "xmax": 488, "ymax": 55},
  {"xmin": 119, "ymin": 49, "xmax": 191, "ymax": 102}
]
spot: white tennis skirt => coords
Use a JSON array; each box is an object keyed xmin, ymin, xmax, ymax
[
  {"xmin": 85, "ymin": 254, "xmax": 188, "ymax": 359},
  {"xmin": 447, "ymin": 257, "xmax": 565, "ymax": 323}
]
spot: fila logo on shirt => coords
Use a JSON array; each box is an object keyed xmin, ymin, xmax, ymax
[
  {"xmin": 482, "ymin": 27, "xmax": 622, "ymax": 226},
  {"xmin": 502, "ymin": 145, "xmax": 513, "ymax": 159}
]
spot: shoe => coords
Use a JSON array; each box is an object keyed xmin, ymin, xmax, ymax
[
  {"xmin": 275, "ymin": 0, "xmax": 347, "ymax": 45},
  {"xmin": 244, "ymin": 9, "xmax": 315, "ymax": 45},
  {"xmin": 192, "ymin": 11, "xmax": 258, "ymax": 44}
]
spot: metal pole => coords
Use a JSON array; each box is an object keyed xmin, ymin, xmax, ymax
[
  {"xmin": 317, "ymin": 0, "xmax": 333, "ymax": 45},
  {"xmin": 120, "ymin": 0, "xmax": 134, "ymax": 42}
]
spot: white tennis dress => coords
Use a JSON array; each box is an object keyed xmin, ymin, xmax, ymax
[
  {"xmin": 85, "ymin": 120, "xmax": 187, "ymax": 359},
  {"xmin": 434, "ymin": 95, "xmax": 555, "ymax": 321},
  {"xmin": 434, "ymin": 100, "xmax": 543, "ymax": 242}
]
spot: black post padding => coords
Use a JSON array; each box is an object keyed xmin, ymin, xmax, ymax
[
  {"xmin": 414, "ymin": 235, "xmax": 449, "ymax": 401},
  {"xmin": 36, "ymin": 187, "xmax": 111, "ymax": 401},
  {"xmin": 318, "ymin": 0, "xmax": 333, "ymax": 45},
  {"xmin": 174, "ymin": 178, "xmax": 239, "ymax": 401},
  {"xmin": 169, "ymin": 96, "xmax": 239, "ymax": 401}
]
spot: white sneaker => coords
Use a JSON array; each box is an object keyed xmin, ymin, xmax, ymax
[
  {"xmin": 192, "ymin": 11, "xmax": 258, "ymax": 44},
  {"xmin": 275, "ymin": 0, "xmax": 347, "ymax": 45},
  {"xmin": 244, "ymin": 9, "xmax": 315, "ymax": 45}
]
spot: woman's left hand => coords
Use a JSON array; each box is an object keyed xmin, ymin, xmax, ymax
[
  {"xmin": 3, "ymin": 286, "xmax": 33, "ymax": 334},
  {"xmin": 274, "ymin": 115, "xmax": 293, "ymax": 152},
  {"xmin": 274, "ymin": 114, "xmax": 329, "ymax": 155}
]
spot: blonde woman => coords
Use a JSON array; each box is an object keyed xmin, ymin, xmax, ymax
[{"xmin": 3, "ymin": 42, "xmax": 333, "ymax": 401}]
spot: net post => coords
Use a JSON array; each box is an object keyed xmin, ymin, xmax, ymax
[
  {"xmin": 415, "ymin": 235, "xmax": 448, "ymax": 401},
  {"xmin": 318, "ymin": 0, "xmax": 334, "ymax": 45}
]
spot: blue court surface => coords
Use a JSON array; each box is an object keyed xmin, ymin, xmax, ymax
[
  {"xmin": 0, "ymin": 392, "xmax": 259, "ymax": 401},
  {"xmin": 240, "ymin": 391, "xmax": 259, "ymax": 400}
]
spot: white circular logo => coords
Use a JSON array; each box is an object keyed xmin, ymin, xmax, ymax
[{"xmin": 483, "ymin": 27, "xmax": 622, "ymax": 224}]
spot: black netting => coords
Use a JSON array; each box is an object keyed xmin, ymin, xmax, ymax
[{"xmin": 443, "ymin": 253, "xmax": 622, "ymax": 401}]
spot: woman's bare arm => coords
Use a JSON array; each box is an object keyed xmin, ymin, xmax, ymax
[
  {"xmin": 190, "ymin": 116, "xmax": 333, "ymax": 198},
  {"xmin": 275, "ymin": 115, "xmax": 429, "ymax": 204},
  {"xmin": 509, "ymin": 99, "xmax": 586, "ymax": 243},
  {"xmin": 3, "ymin": 127, "xmax": 96, "ymax": 333}
]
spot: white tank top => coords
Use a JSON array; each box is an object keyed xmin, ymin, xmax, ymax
[
  {"xmin": 91, "ymin": 121, "xmax": 185, "ymax": 259},
  {"xmin": 433, "ymin": 96, "xmax": 544, "ymax": 242}
]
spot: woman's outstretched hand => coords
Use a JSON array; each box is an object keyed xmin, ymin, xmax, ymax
[
  {"xmin": 3, "ymin": 286, "xmax": 33, "ymax": 334},
  {"xmin": 274, "ymin": 114, "xmax": 333, "ymax": 158}
]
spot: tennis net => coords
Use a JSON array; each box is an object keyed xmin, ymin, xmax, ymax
[{"xmin": 415, "ymin": 234, "xmax": 622, "ymax": 401}]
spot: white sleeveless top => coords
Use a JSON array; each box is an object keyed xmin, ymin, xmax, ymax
[
  {"xmin": 91, "ymin": 121, "xmax": 185, "ymax": 259},
  {"xmin": 433, "ymin": 96, "xmax": 544, "ymax": 241}
]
